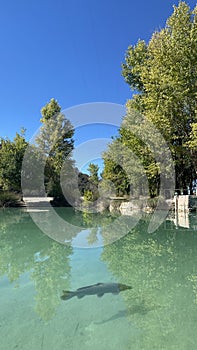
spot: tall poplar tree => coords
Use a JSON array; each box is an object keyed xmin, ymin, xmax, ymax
[
  {"xmin": 35, "ymin": 98, "xmax": 75, "ymax": 201},
  {"xmin": 121, "ymin": 2, "xmax": 197, "ymax": 192}
]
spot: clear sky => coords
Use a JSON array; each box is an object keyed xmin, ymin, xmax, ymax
[{"xmin": 0, "ymin": 0, "xmax": 196, "ymax": 146}]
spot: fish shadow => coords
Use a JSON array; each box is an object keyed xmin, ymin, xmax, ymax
[{"xmin": 94, "ymin": 304, "xmax": 161, "ymax": 325}]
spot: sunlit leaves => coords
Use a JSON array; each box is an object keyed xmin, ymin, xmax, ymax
[
  {"xmin": 0, "ymin": 131, "xmax": 28, "ymax": 191},
  {"xmin": 121, "ymin": 2, "xmax": 197, "ymax": 191}
]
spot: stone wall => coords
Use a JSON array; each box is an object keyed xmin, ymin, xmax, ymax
[{"xmin": 174, "ymin": 195, "xmax": 197, "ymax": 212}]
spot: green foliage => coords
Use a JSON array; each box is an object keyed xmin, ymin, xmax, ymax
[
  {"xmin": 122, "ymin": 39, "xmax": 147, "ymax": 91},
  {"xmin": 0, "ymin": 130, "xmax": 28, "ymax": 191},
  {"xmin": 87, "ymin": 163, "xmax": 99, "ymax": 185},
  {"xmin": 40, "ymin": 98, "xmax": 61, "ymax": 123},
  {"xmin": 83, "ymin": 189, "xmax": 94, "ymax": 202},
  {"xmin": 77, "ymin": 165, "xmax": 100, "ymax": 205},
  {"xmin": 0, "ymin": 191, "xmax": 20, "ymax": 207},
  {"xmin": 119, "ymin": 116, "xmax": 160, "ymax": 197},
  {"xmin": 35, "ymin": 98, "xmax": 75, "ymax": 201},
  {"xmin": 21, "ymin": 143, "xmax": 47, "ymax": 196},
  {"xmin": 121, "ymin": 2, "xmax": 197, "ymax": 192},
  {"xmin": 102, "ymin": 141, "xmax": 131, "ymax": 196},
  {"xmin": 37, "ymin": 99, "xmax": 74, "ymax": 168},
  {"xmin": 78, "ymin": 172, "xmax": 90, "ymax": 195},
  {"xmin": 188, "ymin": 123, "xmax": 197, "ymax": 150},
  {"xmin": 187, "ymin": 122, "xmax": 197, "ymax": 173}
]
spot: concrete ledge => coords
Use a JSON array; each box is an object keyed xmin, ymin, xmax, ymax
[{"xmin": 174, "ymin": 195, "xmax": 197, "ymax": 212}]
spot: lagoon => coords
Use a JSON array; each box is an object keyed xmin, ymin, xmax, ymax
[{"xmin": 0, "ymin": 208, "xmax": 197, "ymax": 349}]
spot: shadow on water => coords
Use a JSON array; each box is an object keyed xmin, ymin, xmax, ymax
[{"xmin": 95, "ymin": 304, "xmax": 161, "ymax": 325}]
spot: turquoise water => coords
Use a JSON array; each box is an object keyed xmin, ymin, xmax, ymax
[{"xmin": 0, "ymin": 208, "xmax": 197, "ymax": 349}]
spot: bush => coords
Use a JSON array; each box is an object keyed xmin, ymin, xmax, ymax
[
  {"xmin": 0, "ymin": 191, "xmax": 20, "ymax": 207},
  {"xmin": 83, "ymin": 190, "xmax": 94, "ymax": 202}
]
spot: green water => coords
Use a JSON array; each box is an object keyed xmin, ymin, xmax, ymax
[{"xmin": 0, "ymin": 208, "xmax": 197, "ymax": 350}]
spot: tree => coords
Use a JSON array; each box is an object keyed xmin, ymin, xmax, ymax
[
  {"xmin": 188, "ymin": 123, "xmax": 197, "ymax": 150},
  {"xmin": 102, "ymin": 141, "xmax": 131, "ymax": 197},
  {"xmin": 35, "ymin": 98, "xmax": 75, "ymax": 202},
  {"xmin": 0, "ymin": 130, "xmax": 28, "ymax": 191},
  {"xmin": 77, "ymin": 172, "xmax": 90, "ymax": 195},
  {"xmin": 81, "ymin": 163, "xmax": 100, "ymax": 202},
  {"xmin": 122, "ymin": 2, "xmax": 197, "ymax": 193},
  {"xmin": 187, "ymin": 122, "xmax": 197, "ymax": 176},
  {"xmin": 87, "ymin": 163, "xmax": 99, "ymax": 185},
  {"xmin": 119, "ymin": 121, "xmax": 160, "ymax": 198},
  {"xmin": 40, "ymin": 98, "xmax": 61, "ymax": 123}
]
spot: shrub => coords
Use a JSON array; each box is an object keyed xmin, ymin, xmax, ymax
[{"xmin": 0, "ymin": 191, "xmax": 20, "ymax": 207}]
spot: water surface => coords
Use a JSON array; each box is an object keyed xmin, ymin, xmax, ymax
[{"xmin": 0, "ymin": 208, "xmax": 197, "ymax": 349}]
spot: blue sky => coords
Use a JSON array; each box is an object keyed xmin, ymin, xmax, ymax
[{"xmin": 0, "ymin": 0, "xmax": 196, "ymax": 173}]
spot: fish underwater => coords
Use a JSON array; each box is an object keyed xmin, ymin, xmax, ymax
[{"xmin": 61, "ymin": 282, "xmax": 132, "ymax": 300}]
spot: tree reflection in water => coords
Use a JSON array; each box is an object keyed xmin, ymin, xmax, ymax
[
  {"xmin": 0, "ymin": 209, "xmax": 72, "ymax": 321},
  {"xmin": 1, "ymin": 206, "xmax": 197, "ymax": 347},
  {"xmin": 101, "ymin": 215, "xmax": 197, "ymax": 349}
]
